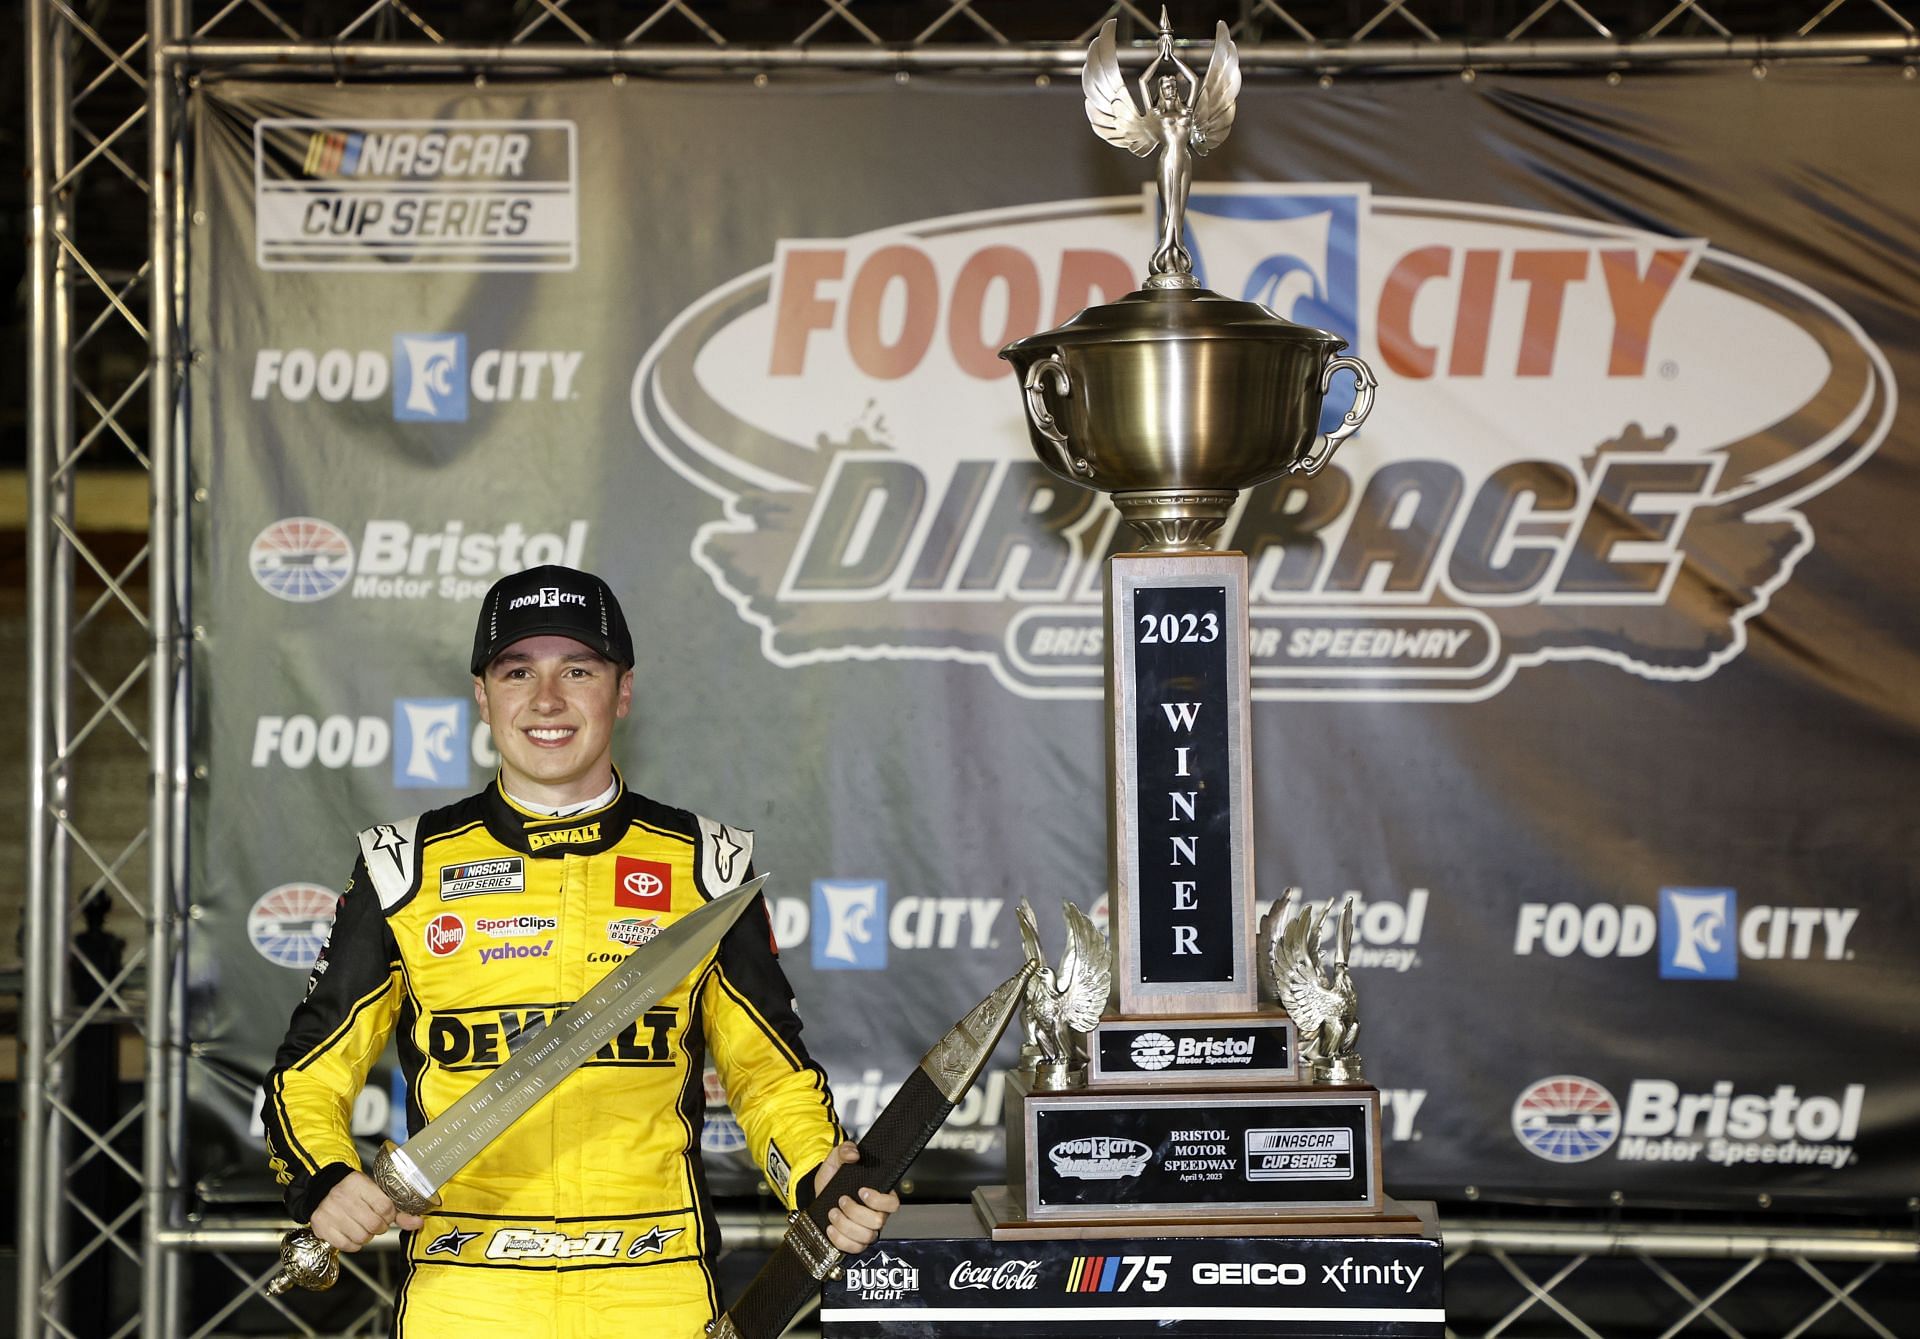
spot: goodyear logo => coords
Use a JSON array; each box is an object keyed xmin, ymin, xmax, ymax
[
  {"xmin": 528, "ymin": 822, "xmax": 600, "ymax": 851},
  {"xmin": 634, "ymin": 184, "xmax": 1892, "ymax": 702}
]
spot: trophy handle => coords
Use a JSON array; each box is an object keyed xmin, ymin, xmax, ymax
[
  {"xmin": 262, "ymin": 1141, "xmax": 440, "ymax": 1296},
  {"xmin": 1291, "ymin": 355, "xmax": 1378, "ymax": 477},
  {"xmin": 1022, "ymin": 356, "xmax": 1092, "ymax": 478}
]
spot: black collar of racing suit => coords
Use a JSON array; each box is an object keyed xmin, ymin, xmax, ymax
[{"xmin": 480, "ymin": 769, "xmax": 639, "ymax": 857}]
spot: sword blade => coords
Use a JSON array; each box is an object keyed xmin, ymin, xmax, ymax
[{"xmin": 397, "ymin": 874, "xmax": 766, "ymax": 1193}]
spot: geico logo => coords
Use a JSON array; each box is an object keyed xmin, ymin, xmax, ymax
[
  {"xmin": 765, "ymin": 896, "xmax": 1004, "ymax": 950},
  {"xmin": 1624, "ymin": 1080, "xmax": 1864, "ymax": 1143},
  {"xmin": 427, "ymin": 1005, "xmax": 675, "ymax": 1068},
  {"xmin": 1515, "ymin": 902, "xmax": 1656, "ymax": 957},
  {"xmin": 486, "ymin": 1228, "xmax": 621, "ymax": 1261},
  {"xmin": 251, "ymin": 348, "xmax": 581, "ymax": 403},
  {"xmin": 1517, "ymin": 902, "xmax": 1858, "ymax": 960},
  {"xmin": 1192, "ymin": 1262, "xmax": 1307, "ymax": 1286},
  {"xmin": 251, "ymin": 714, "xmax": 498, "ymax": 770}
]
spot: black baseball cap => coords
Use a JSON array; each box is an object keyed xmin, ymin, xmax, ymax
[{"xmin": 470, "ymin": 565, "xmax": 635, "ymax": 675}]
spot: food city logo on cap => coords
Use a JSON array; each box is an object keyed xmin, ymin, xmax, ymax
[
  {"xmin": 424, "ymin": 913, "xmax": 467, "ymax": 957},
  {"xmin": 507, "ymin": 585, "xmax": 589, "ymax": 611},
  {"xmin": 634, "ymin": 184, "xmax": 1893, "ymax": 703}
]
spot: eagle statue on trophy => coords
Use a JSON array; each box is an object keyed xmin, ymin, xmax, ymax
[
  {"xmin": 1259, "ymin": 888, "xmax": 1364, "ymax": 1084},
  {"xmin": 1016, "ymin": 898, "xmax": 1111, "ymax": 1089}
]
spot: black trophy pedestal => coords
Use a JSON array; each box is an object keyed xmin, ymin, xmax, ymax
[{"xmin": 820, "ymin": 1201, "xmax": 1445, "ymax": 1338}]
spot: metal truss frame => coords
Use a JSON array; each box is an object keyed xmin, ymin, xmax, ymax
[{"xmin": 18, "ymin": 3, "xmax": 1920, "ymax": 1337}]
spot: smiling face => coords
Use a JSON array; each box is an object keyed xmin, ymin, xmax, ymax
[{"xmin": 473, "ymin": 634, "xmax": 634, "ymax": 808}]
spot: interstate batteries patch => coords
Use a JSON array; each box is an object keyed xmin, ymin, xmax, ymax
[{"xmin": 440, "ymin": 857, "xmax": 526, "ymax": 899}]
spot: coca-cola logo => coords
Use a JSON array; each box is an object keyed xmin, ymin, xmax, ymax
[
  {"xmin": 424, "ymin": 913, "xmax": 465, "ymax": 957},
  {"xmin": 949, "ymin": 1259, "xmax": 1042, "ymax": 1291}
]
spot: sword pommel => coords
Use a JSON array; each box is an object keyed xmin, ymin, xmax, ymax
[{"xmin": 918, "ymin": 962, "xmax": 1038, "ymax": 1104}]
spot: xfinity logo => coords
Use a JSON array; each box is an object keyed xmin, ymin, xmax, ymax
[
  {"xmin": 396, "ymin": 697, "xmax": 468, "ymax": 789},
  {"xmin": 248, "ymin": 341, "xmax": 582, "ymax": 420},
  {"xmin": 1516, "ymin": 896, "xmax": 1858, "ymax": 970}
]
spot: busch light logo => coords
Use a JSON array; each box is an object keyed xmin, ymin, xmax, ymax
[
  {"xmin": 395, "ymin": 698, "xmax": 469, "ymax": 789},
  {"xmin": 249, "ymin": 517, "xmax": 355, "ymax": 602},
  {"xmin": 812, "ymin": 880, "xmax": 887, "ymax": 971},
  {"xmin": 394, "ymin": 333, "xmax": 468, "ymax": 421},
  {"xmin": 247, "ymin": 883, "xmax": 339, "ymax": 969},
  {"xmin": 1512, "ymin": 1075, "xmax": 1621, "ymax": 1164},
  {"xmin": 636, "ymin": 184, "xmax": 1893, "ymax": 702},
  {"xmin": 845, "ymin": 1250, "xmax": 921, "ymax": 1302},
  {"xmin": 1661, "ymin": 887, "xmax": 1737, "ymax": 979}
]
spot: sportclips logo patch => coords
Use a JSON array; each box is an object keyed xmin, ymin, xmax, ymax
[{"xmin": 634, "ymin": 186, "xmax": 1894, "ymax": 701}]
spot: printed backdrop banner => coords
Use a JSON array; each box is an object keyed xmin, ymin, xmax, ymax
[{"xmin": 187, "ymin": 72, "xmax": 1920, "ymax": 1212}]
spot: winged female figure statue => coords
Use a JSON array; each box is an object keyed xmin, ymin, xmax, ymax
[
  {"xmin": 1017, "ymin": 897, "xmax": 1112, "ymax": 1087},
  {"xmin": 1259, "ymin": 888, "xmax": 1364, "ymax": 1083},
  {"xmin": 1083, "ymin": 10, "xmax": 1241, "ymax": 285}
]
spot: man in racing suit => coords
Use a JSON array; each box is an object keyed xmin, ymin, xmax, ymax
[{"xmin": 262, "ymin": 565, "xmax": 896, "ymax": 1337}]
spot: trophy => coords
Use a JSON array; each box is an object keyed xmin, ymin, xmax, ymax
[{"xmin": 980, "ymin": 11, "xmax": 1411, "ymax": 1237}]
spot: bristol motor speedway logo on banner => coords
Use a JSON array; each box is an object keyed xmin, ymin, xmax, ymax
[
  {"xmin": 247, "ymin": 516, "xmax": 588, "ymax": 603},
  {"xmin": 1513, "ymin": 1074, "xmax": 1866, "ymax": 1171},
  {"xmin": 634, "ymin": 186, "xmax": 1895, "ymax": 701},
  {"xmin": 252, "ymin": 119, "xmax": 579, "ymax": 271}
]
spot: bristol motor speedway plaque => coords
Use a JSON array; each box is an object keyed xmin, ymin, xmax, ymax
[
  {"xmin": 1088, "ymin": 1013, "xmax": 1298, "ymax": 1086},
  {"xmin": 1006, "ymin": 1080, "xmax": 1382, "ymax": 1220},
  {"xmin": 821, "ymin": 1202, "xmax": 1443, "ymax": 1338}
]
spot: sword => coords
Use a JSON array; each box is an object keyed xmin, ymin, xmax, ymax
[
  {"xmin": 711, "ymin": 961, "xmax": 1036, "ymax": 1339},
  {"xmin": 265, "ymin": 874, "xmax": 768, "ymax": 1296}
]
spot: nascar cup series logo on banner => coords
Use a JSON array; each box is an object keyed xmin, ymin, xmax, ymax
[
  {"xmin": 252, "ymin": 119, "xmax": 579, "ymax": 271},
  {"xmin": 634, "ymin": 186, "xmax": 1895, "ymax": 701}
]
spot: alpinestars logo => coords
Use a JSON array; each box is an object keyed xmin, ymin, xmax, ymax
[{"xmin": 634, "ymin": 186, "xmax": 1893, "ymax": 701}]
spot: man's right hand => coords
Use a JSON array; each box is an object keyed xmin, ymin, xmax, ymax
[{"xmin": 308, "ymin": 1171, "xmax": 426, "ymax": 1252}]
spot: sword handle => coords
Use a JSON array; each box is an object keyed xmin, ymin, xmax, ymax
[
  {"xmin": 264, "ymin": 1229, "xmax": 339, "ymax": 1295},
  {"xmin": 263, "ymin": 1142, "xmax": 440, "ymax": 1296}
]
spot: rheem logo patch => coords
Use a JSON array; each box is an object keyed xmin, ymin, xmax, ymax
[
  {"xmin": 424, "ymin": 913, "xmax": 466, "ymax": 957},
  {"xmin": 615, "ymin": 858, "xmax": 673, "ymax": 912}
]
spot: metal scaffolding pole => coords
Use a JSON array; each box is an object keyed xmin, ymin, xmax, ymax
[
  {"xmin": 143, "ymin": 0, "xmax": 188, "ymax": 1331},
  {"xmin": 18, "ymin": 0, "xmax": 57, "ymax": 1326}
]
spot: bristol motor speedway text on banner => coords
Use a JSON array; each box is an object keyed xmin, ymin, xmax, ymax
[{"xmin": 188, "ymin": 75, "xmax": 1919, "ymax": 1209}]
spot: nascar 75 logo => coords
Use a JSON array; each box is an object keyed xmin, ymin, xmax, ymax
[{"xmin": 1066, "ymin": 1255, "xmax": 1169, "ymax": 1293}]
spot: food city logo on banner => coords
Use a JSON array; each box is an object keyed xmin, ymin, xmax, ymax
[
  {"xmin": 1513, "ymin": 888, "xmax": 1859, "ymax": 978},
  {"xmin": 251, "ymin": 698, "xmax": 501, "ymax": 790},
  {"xmin": 1512, "ymin": 1074, "xmax": 1865, "ymax": 1171},
  {"xmin": 252, "ymin": 119, "xmax": 579, "ymax": 271},
  {"xmin": 247, "ymin": 516, "xmax": 589, "ymax": 603},
  {"xmin": 634, "ymin": 185, "xmax": 1895, "ymax": 701},
  {"xmin": 250, "ymin": 337, "xmax": 584, "ymax": 422}
]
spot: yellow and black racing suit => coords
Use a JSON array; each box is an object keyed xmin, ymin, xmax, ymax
[{"xmin": 262, "ymin": 775, "xmax": 844, "ymax": 1338}]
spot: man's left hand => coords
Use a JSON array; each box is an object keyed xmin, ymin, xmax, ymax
[{"xmin": 811, "ymin": 1140, "xmax": 901, "ymax": 1255}]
